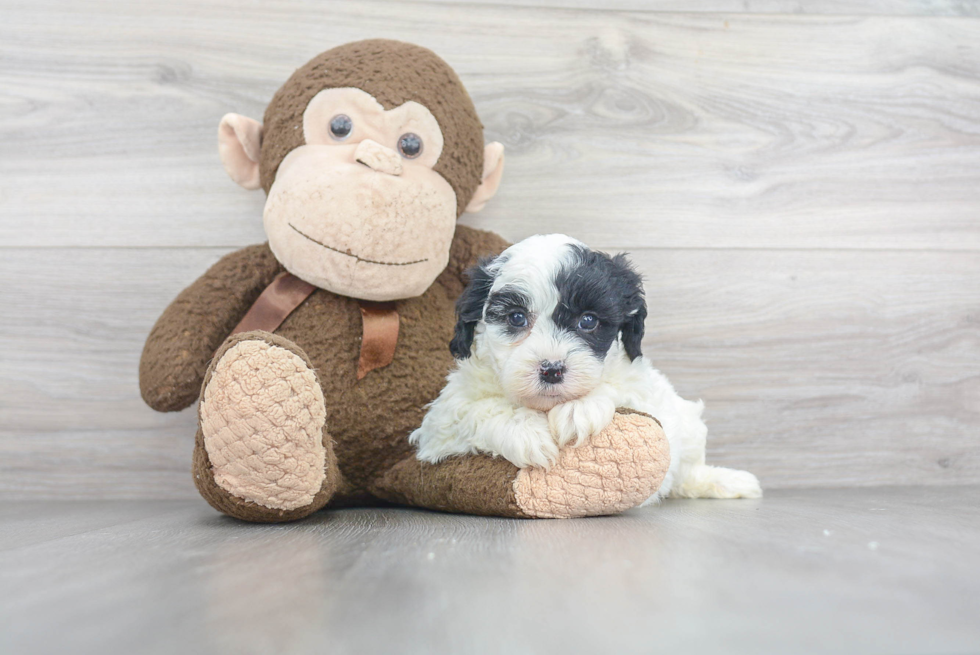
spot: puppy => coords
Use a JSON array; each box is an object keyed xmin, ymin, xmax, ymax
[{"xmin": 410, "ymin": 234, "xmax": 761, "ymax": 501}]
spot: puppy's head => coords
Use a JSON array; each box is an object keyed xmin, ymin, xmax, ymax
[{"xmin": 451, "ymin": 234, "xmax": 646, "ymax": 411}]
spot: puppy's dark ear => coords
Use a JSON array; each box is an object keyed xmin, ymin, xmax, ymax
[
  {"xmin": 611, "ymin": 253, "xmax": 646, "ymax": 360},
  {"xmin": 450, "ymin": 257, "xmax": 496, "ymax": 359}
]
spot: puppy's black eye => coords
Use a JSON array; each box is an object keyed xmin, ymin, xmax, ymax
[
  {"xmin": 508, "ymin": 311, "xmax": 528, "ymax": 328},
  {"xmin": 577, "ymin": 313, "xmax": 599, "ymax": 332},
  {"xmin": 398, "ymin": 133, "xmax": 423, "ymax": 159},
  {"xmin": 329, "ymin": 114, "xmax": 352, "ymax": 140}
]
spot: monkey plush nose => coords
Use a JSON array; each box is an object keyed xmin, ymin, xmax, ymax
[
  {"xmin": 355, "ymin": 139, "xmax": 404, "ymax": 176},
  {"xmin": 538, "ymin": 361, "xmax": 566, "ymax": 385}
]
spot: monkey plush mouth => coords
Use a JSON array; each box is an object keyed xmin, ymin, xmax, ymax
[{"xmin": 288, "ymin": 223, "xmax": 429, "ymax": 267}]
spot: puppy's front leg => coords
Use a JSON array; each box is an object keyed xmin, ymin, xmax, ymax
[
  {"xmin": 548, "ymin": 385, "xmax": 617, "ymax": 447},
  {"xmin": 476, "ymin": 403, "xmax": 559, "ymax": 469},
  {"xmin": 412, "ymin": 391, "xmax": 559, "ymax": 469}
]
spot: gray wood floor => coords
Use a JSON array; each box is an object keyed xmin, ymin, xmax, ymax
[{"xmin": 2, "ymin": 488, "xmax": 978, "ymax": 655}]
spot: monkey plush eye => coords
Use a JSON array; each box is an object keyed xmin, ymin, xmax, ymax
[
  {"xmin": 507, "ymin": 311, "xmax": 528, "ymax": 328},
  {"xmin": 577, "ymin": 313, "xmax": 599, "ymax": 332},
  {"xmin": 397, "ymin": 133, "xmax": 423, "ymax": 159},
  {"xmin": 329, "ymin": 114, "xmax": 353, "ymax": 140}
]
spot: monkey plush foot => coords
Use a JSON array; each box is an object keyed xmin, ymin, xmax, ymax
[
  {"xmin": 194, "ymin": 331, "xmax": 339, "ymax": 522},
  {"xmin": 512, "ymin": 410, "xmax": 670, "ymax": 519}
]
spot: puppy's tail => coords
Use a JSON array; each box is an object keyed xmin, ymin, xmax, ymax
[{"xmin": 672, "ymin": 465, "xmax": 762, "ymax": 499}]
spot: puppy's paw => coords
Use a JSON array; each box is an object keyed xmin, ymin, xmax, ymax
[
  {"xmin": 673, "ymin": 465, "xmax": 763, "ymax": 499},
  {"xmin": 492, "ymin": 408, "xmax": 559, "ymax": 469},
  {"xmin": 500, "ymin": 426, "xmax": 560, "ymax": 470},
  {"xmin": 548, "ymin": 395, "xmax": 616, "ymax": 447},
  {"xmin": 725, "ymin": 470, "xmax": 763, "ymax": 499}
]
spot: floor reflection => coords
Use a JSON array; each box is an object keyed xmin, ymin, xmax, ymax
[{"xmin": 201, "ymin": 522, "xmax": 334, "ymax": 654}]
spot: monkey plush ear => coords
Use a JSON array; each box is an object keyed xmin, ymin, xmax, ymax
[
  {"xmin": 464, "ymin": 142, "xmax": 505, "ymax": 213},
  {"xmin": 218, "ymin": 113, "xmax": 263, "ymax": 190}
]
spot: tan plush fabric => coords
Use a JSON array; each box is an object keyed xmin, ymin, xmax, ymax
[
  {"xmin": 512, "ymin": 412, "xmax": 670, "ymax": 519},
  {"xmin": 263, "ymin": 140, "xmax": 460, "ymax": 301},
  {"xmin": 353, "ymin": 138, "xmax": 404, "ymax": 175},
  {"xmin": 193, "ymin": 332, "xmax": 341, "ymax": 523},
  {"xmin": 218, "ymin": 113, "xmax": 263, "ymax": 190},
  {"xmin": 464, "ymin": 142, "xmax": 505, "ymax": 213},
  {"xmin": 200, "ymin": 338, "xmax": 327, "ymax": 510}
]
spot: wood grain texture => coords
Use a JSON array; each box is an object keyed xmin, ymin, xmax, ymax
[
  {"xmin": 2, "ymin": 489, "xmax": 980, "ymax": 654},
  {"xmin": 425, "ymin": 0, "xmax": 980, "ymax": 16},
  {"xmin": 1, "ymin": 1, "xmax": 979, "ymax": 249},
  {"xmin": 1, "ymin": 247, "xmax": 976, "ymax": 499},
  {"xmin": 1, "ymin": 0, "xmax": 978, "ymax": 499}
]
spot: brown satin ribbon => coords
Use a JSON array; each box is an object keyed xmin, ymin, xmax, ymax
[
  {"xmin": 231, "ymin": 272, "xmax": 400, "ymax": 380},
  {"xmin": 231, "ymin": 272, "xmax": 316, "ymax": 335},
  {"xmin": 357, "ymin": 301, "xmax": 400, "ymax": 380}
]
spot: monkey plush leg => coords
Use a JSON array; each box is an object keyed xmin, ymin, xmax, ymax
[
  {"xmin": 194, "ymin": 331, "xmax": 340, "ymax": 522},
  {"xmin": 372, "ymin": 411, "xmax": 670, "ymax": 519}
]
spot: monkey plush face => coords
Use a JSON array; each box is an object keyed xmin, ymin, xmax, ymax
[
  {"xmin": 217, "ymin": 40, "xmax": 505, "ymax": 301},
  {"xmin": 262, "ymin": 87, "xmax": 459, "ymax": 299}
]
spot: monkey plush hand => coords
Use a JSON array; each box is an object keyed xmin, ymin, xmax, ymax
[{"xmin": 139, "ymin": 40, "xmax": 670, "ymax": 522}]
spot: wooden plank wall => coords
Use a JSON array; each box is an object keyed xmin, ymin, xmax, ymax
[{"xmin": 1, "ymin": 0, "xmax": 977, "ymax": 499}]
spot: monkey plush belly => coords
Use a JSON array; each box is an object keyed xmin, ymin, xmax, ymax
[{"xmin": 274, "ymin": 278, "xmax": 459, "ymax": 495}]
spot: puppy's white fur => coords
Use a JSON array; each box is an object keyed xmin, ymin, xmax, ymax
[{"xmin": 411, "ymin": 234, "xmax": 761, "ymax": 501}]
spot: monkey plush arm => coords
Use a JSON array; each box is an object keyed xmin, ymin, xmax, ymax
[
  {"xmin": 139, "ymin": 244, "xmax": 284, "ymax": 412},
  {"xmin": 371, "ymin": 453, "xmax": 530, "ymax": 517},
  {"xmin": 372, "ymin": 411, "xmax": 671, "ymax": 519}
]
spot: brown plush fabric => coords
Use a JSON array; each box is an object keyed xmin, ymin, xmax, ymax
[
  {"xmin": 371, "ymin": 454, "xmax": 528, "ymax": 518},
  {"xmin": 260, "ymin": 39, "xmax": 485, "ymax": 216},
  {"xmin": 142, "ymin": 226, "xmax": 512, "ymax": 521},
  {"xmin": 273, "ymin": 226, "xmax": 509, "ymax": 500},
  {"xmin": 139, "ymin": 244, "xmax": 284, "ymax": 412}
]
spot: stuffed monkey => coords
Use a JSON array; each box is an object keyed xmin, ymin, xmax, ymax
[{"xmin": 139, "ymin": 40, "xmax": 670, "ymax": 522}]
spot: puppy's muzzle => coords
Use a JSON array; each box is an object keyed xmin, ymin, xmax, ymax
[{"xmin": 538, "ymin": 361, "xmax": 566, "ymax": 385}]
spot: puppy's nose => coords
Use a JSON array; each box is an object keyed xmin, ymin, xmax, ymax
[
  {"xmin": 354, "ymin": 139, "xmax": 403, "ymax": 176},
  {"xmin": 538, "ymin": 361, "xmax": 566, "ymax": 385}
]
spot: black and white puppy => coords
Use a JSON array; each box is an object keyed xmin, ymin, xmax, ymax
[{"xmin": 410, "ymin": 234, "xmax": 761, "ymax": 500}]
